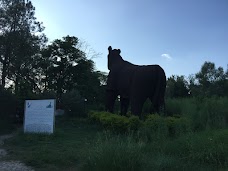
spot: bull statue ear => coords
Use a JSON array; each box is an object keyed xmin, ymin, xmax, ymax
[
  {"xmin": 108, "ymin": 46, "xmax": 112, "ymax": 52},
  {"xmin": 117, "ymin": 49, "xmax": 121, "ymax": 54}
]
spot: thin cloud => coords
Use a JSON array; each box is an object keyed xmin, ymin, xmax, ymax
[{"xmin": 161, "ymin": 54, "xmax": 172, "ymax": 60}]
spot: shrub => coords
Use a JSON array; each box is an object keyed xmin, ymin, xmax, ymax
[
  {"xmin": 165, "ymin": 116, "xmax": 191, "ymax": 137},
  {"xmin": 98, "ymin": 97, "xmax": 227, "ymax": 133},
  {"xmin": 89, "ymin": 111, "xmax": 142, "ymax": 133},
  {"xmin": 142, "ymin": 114, "xmax": 190, "ymax": 139},
  {"xmin": 144, "ymin": 114, "xmax": 166, "ymax": 132},
  {"xmin": 129, "ymin": 116, "xmax": 142, "ymax": 131},
  {"xmin": 89, "ymin": 111, "xmax": 131, "ymax": 133},
  {"xmin": 62, "ymin": 89, "xmax": 85, "ymax": 117},
  {"xmin": 0, "ymin": 87, "xmax": 17, "ymax": 121},
  {"xmin": 141, "ymin": 114, "xmax": 168, "ymax": 142},
  {"xmin": 0, "ymin": 87, "xmax": 17, "ymax": 134},
  {"xmin": 89, "ymin": 111, "xmax": 191, "ymax": 139}
]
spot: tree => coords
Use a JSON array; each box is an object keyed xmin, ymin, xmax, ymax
[
  {"xmin": 0, "ymin": 0, "xmax": 46, "ymax": 93},
  {"xmin": 96, "ymin": 71, "xmax": 108, "ymax": 85},
  {"xmin": 166, "ymin": 75, "xmax": 189, "ymax": 98},
  {"xmin": 41, "ymin": 36, "xmax": 93, "ymax": 99},
  {"xmin": 195, "ymin": 61, "xmax": 227, "ymax": 96},
  {"xmin": 41, "ymin": 35, "xmax": 107, "ymax": 109}
]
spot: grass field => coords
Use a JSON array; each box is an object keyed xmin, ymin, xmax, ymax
[{"xmin": 2, "ymin": 115, "xmax": 228, "ymax": 171}]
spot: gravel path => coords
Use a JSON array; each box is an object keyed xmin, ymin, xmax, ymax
[{"xmin": 0, "ymin": 133, "xmax": 34, "ymax": 171}]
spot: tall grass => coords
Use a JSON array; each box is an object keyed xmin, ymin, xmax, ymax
[
  {"xmin": 165, "ymin": 97, "xmax": 228, "ymax": 131},
  {"xmin": 163, "ymin": 129, "xmax": 228, "ymax": 167},
  {"xmin": 82, "ymin": 132, "xmax": 144, "ymax": 171},
  {"xmin": 4, "ymin": 116, "xmax": 228, "ymax": 170},
  {"xmin": 82, "ymin": 129, "xmax": 228, "ymax": 170},
  {"xmin": 3, "ymin": 97, "xmax": 228, "ymax": 170},
  {"xmin": 113, "ymin": 96, "xmax": 228, "ymax": 131}
]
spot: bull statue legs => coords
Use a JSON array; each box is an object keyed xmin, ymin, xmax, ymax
[{"xmin": 105, "ymin": 90, "xmax": 117, "ymax": 113}]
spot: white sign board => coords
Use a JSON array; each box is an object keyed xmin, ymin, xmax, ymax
[{"xmin": 24, "ymin": 99, "xmax": 55, "ymax": 134}]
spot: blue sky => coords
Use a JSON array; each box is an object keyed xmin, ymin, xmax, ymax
[{"xmin": 32, "ymin": 0, "xmax": 228, "ymax": 77}]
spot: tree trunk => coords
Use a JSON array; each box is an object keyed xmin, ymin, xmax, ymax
[
  {"xmin": 1, "ymin": 61, "xmax": 7, "ymax": 88},
  {"xmin": 15, "ymin": 76, "xmax": 19, "ymax": 95}
]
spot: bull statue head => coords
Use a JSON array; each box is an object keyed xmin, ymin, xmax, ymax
[{"xmin": 107, "ymin": 46, "xmax": 122, "ymax": 70}]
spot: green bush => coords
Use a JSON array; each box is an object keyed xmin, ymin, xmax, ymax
[
  {"xmin": 141, "ymin": 114, "xmax": 168, "ymax": 141},
  {"xmin": 89, "ymin": 111, "xmax": 140, "ymax": 133},
  {"xmin": 62, "ymin": 89, "xmax": 85, "ymax": 117},
  {"xmin": 140, "ymin": 114, "xmax": 190, "ymax": 141},
  {"xmin": 0, "ymin": 87, "xmax": 17, "ymax": 119},
  {"xmin": 165, "ymin": 116, "xmax": 191, "ymax": 137},
  {"xmin": 100, "ymin": 114, "xmax": 129, "ymax": 133},
  {"xmin": 144, "ymin": 114, "xmax": 167, "ymax": 133},
  {"xmin": 97, "ymin": 97, "xmax": 227, "ymax": 133},
  {"xmin": 89, "ymin": 111, "xmax": 143, "ymax": 132},
  {"xmin": 129, "ymin": 116, "xmax": 142, "ymax": 131},
  {"xmin": 89, "ymin": 111, "xmax": 191, "ymax": 139},
  {"xmin": 0, "ymin": 87, "xmax": 17, "ymax": 134}
]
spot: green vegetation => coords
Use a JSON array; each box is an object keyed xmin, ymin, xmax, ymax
[
  {"xmin": 0, "ymin": 0, "xmax": 106, "ymax": 122},
  {"xmin": 2, "ymin": 97, "xmax": 228, "ymax": 170},
  {"xmin": 3, "ymin": 114, "xmax": 228, "ymax": 171},
  {"xmin": 0, "ymin": 1, "xmax": 228, "ymax": 170},
  {"xmin": 89, "ymin": 111, "xmax": 142, "ymax": 133},
  {"xmin": 0, "ymin": 87, "xmax": 17, "ymax": 134},
  {"xmin": 165, "ymin": 97, "xmax": 228, "ymax": 131},
  {"xmin": 4, "ymin": 117, "xmax": 100, "ymax": 170},
  {"xmin": 0, "ymin": 120, "xmax": 15, "ymax": 135},
  {"xmin": 89, "ymin": 111, "xmax": 190, "ymax": 138}
]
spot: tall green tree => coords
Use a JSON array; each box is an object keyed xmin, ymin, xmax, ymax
[
  {"xmin": 41, "ymin": 35, "xmax": 107, "ymax": 107},
  {"xmin": 195, "ymin": 61, "xmax": 227, "ymax": 96},
  {"xmin": 166, "ymin": 75, "xmax": 189, "ymax": 98},
  {"xmin": 41, "ymin": 36, "xmax": 94, "ymax": 99},
  {"xmin": 0, "ymin": 0, "xmax": 46, "ymax": 93}
]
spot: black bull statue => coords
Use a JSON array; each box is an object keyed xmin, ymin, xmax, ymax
[{"xmin": 105, "ymin": 46, "xmax": 166, "ymax": 117}]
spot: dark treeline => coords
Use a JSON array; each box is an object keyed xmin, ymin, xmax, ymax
[
  {"xmin": 0, "ymin": 0, "xmax": 228, "ymax": 122},
  {"xmin": 0, "ymin": 0, "xmax": 106, "ymax": 120},
  {"xmin": 166, "ymin": 61, "xmax": 228, "ymax": 98}
]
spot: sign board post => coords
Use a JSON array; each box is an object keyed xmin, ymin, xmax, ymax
[{"xmin": 24, "ymin": 99, "xmax": 56, "ymax": 134}]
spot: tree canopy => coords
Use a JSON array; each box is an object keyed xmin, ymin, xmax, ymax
[
  {"xmin": 166, "ymin": 61, "xmax": 228, "ymax": 98},
  {"xmin": 40, "ymin": 35, "xmax": 103, "ymax": 101},
  {"xmin": 0, "ymin": 0, "xmax": 47, "ymax": 94},
  {"xmin": 0, "ymin": 0, "xmax": 228, "ymax": 115},
  {"xmin": 0, "ymin": 0, "xmax": 107, "ymax": 112}
]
